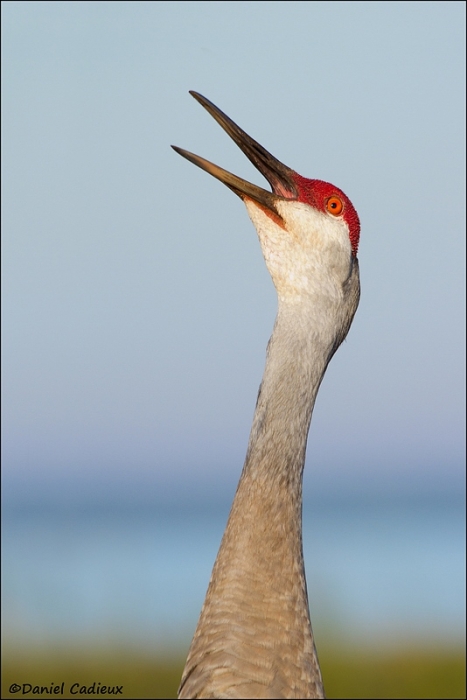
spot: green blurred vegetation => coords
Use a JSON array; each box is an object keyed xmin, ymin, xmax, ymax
[
  {"xmin": 320, "ymin": 646, "xmax": 465, "ymax": 699},
  {"xmin": 2, "ymin": 645, "xmax": 465, "ymax": 699}
]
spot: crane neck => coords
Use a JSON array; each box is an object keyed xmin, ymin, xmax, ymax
[
  {"xmin": 178, "ymin": 300, "xmax": 331, "ymax": 697},
  {"xmin": 178, "ymin": 282, "xmax": 360, "ymax": 698}
]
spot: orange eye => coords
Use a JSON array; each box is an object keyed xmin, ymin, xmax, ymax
[{"xmin": 326, "ymin": 196, "xmax": 344, "ymax": 216}]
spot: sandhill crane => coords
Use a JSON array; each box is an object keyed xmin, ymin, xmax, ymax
[{"xmin": 172, "ymin": 92, "xmax": 360, "ymax": 699}]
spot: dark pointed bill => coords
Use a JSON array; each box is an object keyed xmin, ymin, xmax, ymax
[{"xmin": 171, "ymin": 92, "xmax": 298, "ymax": 215}]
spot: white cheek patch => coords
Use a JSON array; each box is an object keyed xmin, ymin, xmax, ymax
[
  {"xmin": 276, "ymin": 200, "xmax": 352, "ymax": 256},
  {"xmin": 243, "ymin": 198, "xmax": 353, "ymax": 302}
]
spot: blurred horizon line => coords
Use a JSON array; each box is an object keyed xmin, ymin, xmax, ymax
[{"xmin": 2, "ymin": 468, "xmax": 465, "ymax": 513}]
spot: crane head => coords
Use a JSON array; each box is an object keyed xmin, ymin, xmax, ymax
[{"xmin": 172, "ymin": 92, "xmax": 360, "ymax": 303}]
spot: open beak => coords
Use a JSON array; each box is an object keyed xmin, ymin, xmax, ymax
[{"xmin": 171, "ymin": 92, "xmax": 298, "ymax": 217}]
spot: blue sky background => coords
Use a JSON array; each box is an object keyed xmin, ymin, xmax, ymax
[{"xmin": 2, "ymin": 1, "xmax": 465, "ymax": 506}]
